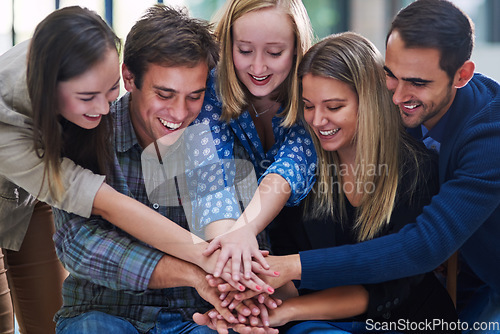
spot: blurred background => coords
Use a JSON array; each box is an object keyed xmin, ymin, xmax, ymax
[
  {"xmin": 1, "ymin": 0, "xmax": 499, "ymax": 81},
  {"xmin": 1, "ymin": 0, "xmax": 499, "ymax": 333}
]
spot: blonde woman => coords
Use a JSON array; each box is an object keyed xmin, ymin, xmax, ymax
[{"xmin": 199, "ymin": 0, "xmax": 317, "ymax": 282}]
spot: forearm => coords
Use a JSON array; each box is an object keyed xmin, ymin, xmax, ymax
[
  {"xmin": 233, "ymin": 174, "xmax": 291, "ymax": 235},
  {"xmin": 148, "ymin": 254, "xmax": 205, "ymax": 289},
  {"xmin": 92, "ymin": 183, "xmax": 212, "ymax": 269},
  {"xmin": 275, "ymin": 285, "xmax": 369, "ymax": 324},
  {"xmin": 53, "ymin": 210, "xmax": 162, "ymax": 291}
]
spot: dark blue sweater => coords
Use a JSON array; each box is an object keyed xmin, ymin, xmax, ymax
[{"xmin": 299, "ymin": 73, "xmax": 500, "ymax": 294}]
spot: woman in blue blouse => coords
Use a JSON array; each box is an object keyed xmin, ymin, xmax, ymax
[{"xmin": 198, "ymin": 0, "xmax": 317, "ymax": 282}]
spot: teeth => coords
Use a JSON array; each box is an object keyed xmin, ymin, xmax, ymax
[
  {"xmin": 159, "ymin": 118, "xmax": 181, "ymax": 130},
  {"xmin": 319, "ymin": 128, "xmax": 339, "ymax": 136},
  {"xmin": 404, "ymin": 104, "xmax": 419, "ymax": 110},
  {"xmin": 85, "ymin": 114, "xmax": 100, "ymax": 118},
  {"xmin": 251, "ymin": 75, "xmax": 270, "ymax": 81}
]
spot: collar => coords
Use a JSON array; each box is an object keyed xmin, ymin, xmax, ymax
[
  {"xmin": 113, "ymin": 92, "xmax": 141, "ymax": 153},
  {"xmin": 422, "ymin": 105, "xmax": 452, "ymax": 144}
]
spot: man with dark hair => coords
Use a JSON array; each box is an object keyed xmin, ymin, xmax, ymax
[{"xmin": 52, "ymin": 5, "xmax": 240, "ymax": 333}]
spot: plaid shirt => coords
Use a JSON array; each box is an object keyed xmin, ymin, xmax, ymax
[{"xmin": 53, "ymin": 93, "xmax": 213, "ymax": 333}]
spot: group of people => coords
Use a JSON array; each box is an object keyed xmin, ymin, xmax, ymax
[{"xmin": 0, "ymin": 0, "xmax": 498, "ymax": 333}]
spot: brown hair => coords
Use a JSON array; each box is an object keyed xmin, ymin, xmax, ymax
[{"xmin": 27, "ymin": 6, "xmax": 120, "ymax": 201}]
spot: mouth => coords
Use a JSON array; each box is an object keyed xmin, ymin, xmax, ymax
[
  {"xmin": 400, "ymin": 102, "xmax": 422, "ymax": 114},
  {"xmin": 84, "ymin": 114, "xmax": 102, "ymax": 120},
  {"xmin": 249, "ymin": 74, "xmax": 271, "ymax": 86},
  {"xmin": 159, "ymin": 117, "xmax": 182, "ymax": 131},
  {"xmin": 319, "ymin": 128, "xmax": 340, "ymax": 136}
]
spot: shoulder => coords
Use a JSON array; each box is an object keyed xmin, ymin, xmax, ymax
[
  {"xmin": 0, "ymin": 40, "xmax": 32, "ymax": 122},
  {"xmin": 398, "ymin": 134, "xmax": 439, "ymax": 202}
]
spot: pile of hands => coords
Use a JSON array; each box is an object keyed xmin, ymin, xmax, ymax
[{"xmin": 194, "ymin": 226, "xmax": 298, "ymax": 334}]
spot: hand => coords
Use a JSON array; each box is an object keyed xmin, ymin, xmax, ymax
[
  {"xmin": 212, "ymin": 255, "xmax": 299, "ymax": 300},
  {"xmin": 203, "ymin": 223, "xmax": 270, "ymax": 281},
  {"xmin": 193, "ymin": 309, "xmax": 279, "ymax": 334},
  {"xmin": 192, "ymin": 272, "xmax": 238, "ymax": 325},
  {"xmin": 204, "ymin": 259, "xmax": 278, "ymax": 294}
]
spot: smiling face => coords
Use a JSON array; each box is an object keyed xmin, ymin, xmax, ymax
[
  {"xmin": 384, "ymin": 31, "xmax": 456, "ymax": 130},
  {"xmin": 302, "ymin": 74, "xmax": 358, "ymax": 159},
  {"xmin": 232, "ymin": 6, "xmax": 295, "ymax": 99},
  {"xmin": 57, "ymin": 48, "xmax": 120, "ymax": 129},
  {"xmin": 123, "ymin": 61, "xmax": 208, "ymax": 148}
]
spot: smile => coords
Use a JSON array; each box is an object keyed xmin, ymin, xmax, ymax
[
  {"xmin": 251, "ymin": 75, "xmax": 270, "ymax": 81},
  {"xmin": 159, "ymin": 118, "xmax": 182, "ymax": 130},
  {"xmin": 319, "ymin": 128, "xmax": 340, "ymax": 136},
  {"xmin": 402, "ymin": 102, "xmax": 421, "ymax": 110},
  {"xmin": 84, "ymin": 114, "xmax": 101, "ymax": 118}
]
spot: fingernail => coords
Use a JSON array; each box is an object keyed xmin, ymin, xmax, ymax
[
  {"xmin": 239, "ymin": 285, "xmax": 245, "ymax": 291},
  {"xmin": 268, "ymin": 287, "xmax": 274, "ymax": 293},
  {"xmin": 265, "ymin": 321, "xmax": 270, "ymax": 326},
  {"xmin": 272, "ymin": 302, "xmax": 277, "ymax": 308},
  {"xmin": 255, "ymin": 285, "xmax": 262, "ymax": 290},
  {"xmin": 274, "ymin": 271, "xmax": 280, "ymax": 276}
]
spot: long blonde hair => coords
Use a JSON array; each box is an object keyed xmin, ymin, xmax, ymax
[
  {"xmin": 299, "ymin": 32, "xmax": 420, "ymax": 241},
  {"xmin": 214, "ymin": 0, "xmax": 313, "ymax": 126}
]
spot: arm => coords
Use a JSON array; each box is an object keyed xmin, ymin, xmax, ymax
[
  {"xmin": 269, "ymin": 285, "xmax": 369, "ymax": 327},
  {"xmin": 148, "ymin": 254, "xmax": 239, "ymax": 324},
  {"xmin": 205, "ymin": 122, "xmax": 317, "ymax": 280},
  {"xmin": 300, "ymin": 121, "xmax": 500, "ymax": 290}
]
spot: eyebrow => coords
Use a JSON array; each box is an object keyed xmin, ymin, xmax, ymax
[
  {"xmin": 153, "ymin": 86, "xmax": 207, "ymax": 95},
  {"xmin": 383, "ymin": 66, "xmax": 432, "ymax": 85},
  {"xmin": 76, "ymin": 77, "xmax": 121, "ymax": 95},
  {"xmin": 303, "ymin": 97, "xmax": 347, "ymax": 103},
  {"xmin": 235, "ymin": 40, "xmax": 285, "ymax": 46}
]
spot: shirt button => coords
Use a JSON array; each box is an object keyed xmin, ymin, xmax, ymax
[
  {"xmin": 385, "ymin": 301, "xmax": 392, "ymax": 308},
  {"xmin": 394, "ymin": 298, "xmax": 400, "ymax": 305},
  {"xmin": 377, "ymin": 305, "xmax": 383, "ymax": 312},
  {"xmin": 153, "ymin": 203, "xmax": 160, "ymax": 210}
]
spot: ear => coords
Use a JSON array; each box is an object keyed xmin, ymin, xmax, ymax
[
  {"xmin": 122, "ymin": 63, "xmax": 135, "ymax": 92},
  {"xmin": 453, "ymin": 60, "xmax": 475, "ymax": 89}
]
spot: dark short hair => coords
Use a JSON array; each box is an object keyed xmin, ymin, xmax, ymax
[
  {"xmin": 124, "ymin": 5, "xmax": 219, "ymax": 89},
  {"xmin": 387, "ymin": 0, "xmax": 474, "ymax": 79}
]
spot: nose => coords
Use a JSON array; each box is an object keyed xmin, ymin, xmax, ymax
[
  {"xmin": 250, "ymin": 51, "xmax": 267, "ymax": 75},
  {"xmin": 94, "ymin": 95, "xmax": 110, "ymax": 115},
  {"xmin": 387, "ymin": 79, "xmax": 409, "ymax": 105},
  {"xmin": 170, "ymin": 96, "xmax": 189, "ymax": 121},
  {"xmin": 310, "ymin": 108, "xmax": 327, "ymax": 128}
]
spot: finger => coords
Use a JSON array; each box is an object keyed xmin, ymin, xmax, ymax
[
  {"xmin": 262, "ymin": 295, "xmax": 280, "ymax": 309},
  {"xmin": 243, "ymin": 250, "xmax": 253, "ymax": 280},
  {"xmin": 257, "ymin": 302, "xmax": 270, "ymax": 327},
  {"xmin": 251, "ymin": 249, "xmax": 270, "ymax": 270},
  {"xmin": 260, "ymin": 250, "xmax": 270, "ymax": 257},
  {"xmin": 251, "ymin": 261, "xmax": 280, "ymax": 279},
  {"xmin": 212, "ymin": 249, "xmax": 231, "ymax": 278},
  {"xmin": 221, "ymin": 291, "xmax": 238, "ymax": 308},
  {"xmin": 242, "ymin": 298, "xmax": 261, "ymax": 316},
  {"xmin": 249, "ymin": 315, "xmax": 262, "ymax": 327},
  {"xmin": 231, "ymin": 251, "xmax": 243, "ymax": 282},
  {"xmin": 234, "ymin": 301, "xmax": 251, "ymax": 317},
  {"xmin": 234, "ymin": 289, "xmax": 260, "ymax": 302},
  {"xmin": 215, "ymin": 307, "xmax": 238, "ymax": 324},
  {"xmin": 219, "ymin": 272, "xmax": 246, "ymax": 292},
  {"xmin": 215, "ymin": 318, "xmax": 229, "ymax": 334},
  {"xmin": 203, "ymin": 239, "xmax": 221, "ymax": 256},
  {"xmin": 193, "ymin": 312, "xmax": 212, "ymax": 327},
  {"xmin": 207, "ymin": 274, "xmax": 226, "ymax": 288}
]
